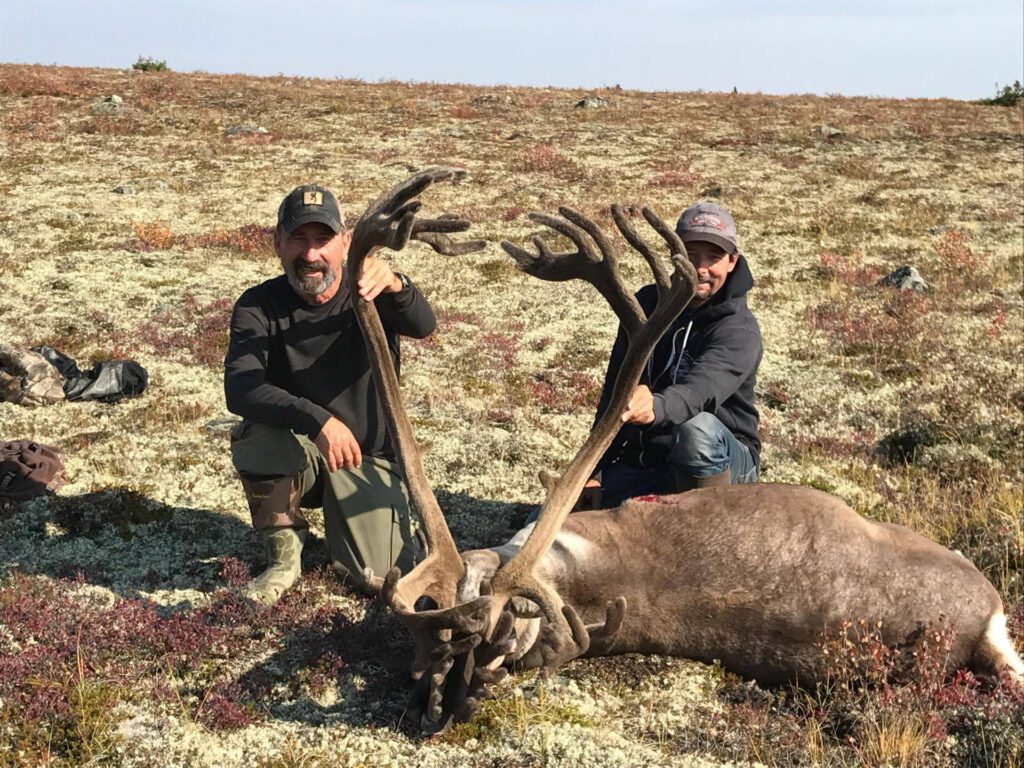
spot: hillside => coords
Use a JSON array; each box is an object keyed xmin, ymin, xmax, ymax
[{"xmin": 1, "ymin": 64, "xmax": 1022, "ymax": 767}]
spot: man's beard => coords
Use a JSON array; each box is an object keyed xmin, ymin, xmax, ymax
[{"xmin": 285, "ymin": 262, "xmax": 338, "ymax": 299}]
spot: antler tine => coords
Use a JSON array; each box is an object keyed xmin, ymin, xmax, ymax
[
  {"xmin": 413, "ymin": 232, "xmax": 487, "ymax": 256},
  {"xmin": 582, "ymin": 597, "xmax": 627, "ymax": 657},
  {"xmin": 411, "ymin": 214, "xmax": 487, "ymax": 256},
  {"xmin": 346, "ymin": 168, "xmax": 479, "ymax": 611},
  {"xmin": 361, "ymin": 166, "xmax": 464, "ymax": 218},
  {"xmin": 611, "ymin": 205, "xmax": 671, "ymax": 292},
  {"xmin": 487, "ymin": 203, "xmax": 699, "ymax": 669},
  {"xmin": 502, "ymin": 210, "xmax": 646, "ymax": 336},
  {"xmin": 526, "ymin": 212, "xmax": 601, "ymax": 264},
  {"xmin": 417, "ymin": 608, "xmax": 523, "ymax": 730},
  {"xmin": 641, "ymin": 206, "xmax": 688, "ymax": 258},
  {"xmin": 558, "ymin": 206, "xmax": 618, "ymax": 266}
]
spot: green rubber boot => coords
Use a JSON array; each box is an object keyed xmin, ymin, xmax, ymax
[{"xmin": 244, "ymin": 527, "xmax": 307, "ymax": 605}]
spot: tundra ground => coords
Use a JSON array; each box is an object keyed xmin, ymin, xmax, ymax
[{"xmin": 1, "ymin": 65, "xmax": 1022, "ymax": 767}]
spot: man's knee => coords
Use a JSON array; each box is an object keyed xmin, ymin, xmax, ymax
[
  {"xmin": 321, "ymin": 457, "xmax": 420, "ymax": 580},
  {"xmin": 669, "ymin": 412, "xmax": 727, "ymax": 469},
  {"xmin": 230, "ymin": 420, "xmax": 309, "ymax": 478}
]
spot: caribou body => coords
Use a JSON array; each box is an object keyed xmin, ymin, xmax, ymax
[
  {"xmin": 343, "ymin": 169, "xmax": 1022, "ymax": 732},
  {"xmin": 462, "ymin": 485, "xmax": 1020, "ymax": 687}
]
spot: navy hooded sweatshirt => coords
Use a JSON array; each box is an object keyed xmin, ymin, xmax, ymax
[{"xmin": 594, "ymin": 254, "xmax": 762, "ymax": 471}]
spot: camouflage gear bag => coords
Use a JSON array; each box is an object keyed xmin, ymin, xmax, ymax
[{"xmin": 0, "ymin": 345, "xmax": 65, "ymax": 406}]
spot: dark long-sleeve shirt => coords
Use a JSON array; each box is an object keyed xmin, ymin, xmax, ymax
[{"xmin": 224, "ymin": 274, "xmax": 436, "ymax": 459}]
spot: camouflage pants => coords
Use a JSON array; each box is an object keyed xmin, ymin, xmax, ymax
[{"xmin": 230, "ymin": 420, "xmax": 420, "ymax": 588}]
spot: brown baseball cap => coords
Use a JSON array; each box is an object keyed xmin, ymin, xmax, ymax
[
  {"xmin": 277, "ymin": 184, "xmax": 344, "ymax": 234},
  {"xmin": 675, "ymin": 202, "xmax": 738, "ymax": 253}
]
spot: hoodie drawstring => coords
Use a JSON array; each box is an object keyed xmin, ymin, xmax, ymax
[{"xmin": 649, "ymin": 319, "xmax": 693, "ymax": 387}]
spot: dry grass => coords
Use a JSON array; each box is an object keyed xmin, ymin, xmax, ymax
[{"xmin": 0, "ymin": 63, "xmax": 1022, "ymax": 767}]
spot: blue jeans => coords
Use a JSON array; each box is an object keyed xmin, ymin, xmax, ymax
[{"xmin": 601, "ymin": 412, "xmax": 757, "ymax": 508}]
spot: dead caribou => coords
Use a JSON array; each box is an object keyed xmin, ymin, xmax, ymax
[{"xmin": 343, "ymin": 168, "xmax": 1023, "ymax": 732}]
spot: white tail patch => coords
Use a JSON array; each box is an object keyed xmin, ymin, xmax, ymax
[{"xmin": 983, "ymin": 612, "xmax": 1024, "ymax": 679}]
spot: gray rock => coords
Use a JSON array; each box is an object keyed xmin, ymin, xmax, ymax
[
  {"xmin": 812, "ymin": 125, "xmax": 844, "ymax": 139},
  {"xmin": 224, "ymin": 124, "xmax": 269, "ymax": 137},
  {"xmin": 90, "ymin": 95, "xmax": 124, "ymax": 115},
  {"xmin": 878, "ymin": 265, "xmax": 929, "ymax": 293},
  {"xmin": 575, "ymin": 95, "xmax": 610, "ymax": 109},
  {"xmin": 53, "ymin": 210, "xmax": 84, "ymax": 224}
]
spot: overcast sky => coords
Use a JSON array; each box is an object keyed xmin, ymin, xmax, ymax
[{"xmin": 2, "ymin": 0, "xmax": 1022, "ymax": 99}]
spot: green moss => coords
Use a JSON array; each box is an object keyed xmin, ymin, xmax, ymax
[
  {"xmin": 0, "ymin": 675, "xmax": 122, "ymax": 767},
  {"xmin": 443, "ymin": 685, "xmax": 596, "ymax": 746},
  {"xmin": 475, "ymin": 258, "xmax": 515, "ymax": 283}
]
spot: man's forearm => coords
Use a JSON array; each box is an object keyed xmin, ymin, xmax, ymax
[
  {"xmin": 378, "ymin": 283, "xmax": 437, "ymax": 338},
  {"xmin": 225, "ymin": 372, "xmax": 330, "ymax": 440}
]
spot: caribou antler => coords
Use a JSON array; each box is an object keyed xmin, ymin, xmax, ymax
[
  {"xmin": 343, "ymin": 168, "xmax": 488, "ymax": 728},
  {"xmin": 488, "ymin": 205, "xmax": 698, "ymax": 671},
  {"xmin": 348, "ymin": 181, "xmax": 697, "ymax": 729},
  {"xmin": 346, "ymin": 167, "xmax": 483, "ymax": 608}
]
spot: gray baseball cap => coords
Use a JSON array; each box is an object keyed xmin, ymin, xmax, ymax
[
  {"xmin": 277, "ymin": 184, "xmax": 344, "ymax": 234},
  {"xmin": 675, "ymin": 202, "xmax": 738, "ymax": 253}
]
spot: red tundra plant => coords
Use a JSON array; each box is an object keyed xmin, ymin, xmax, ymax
[{"xmin": 818, "ymin": 250, "xmax": 884, "ymax": 286}]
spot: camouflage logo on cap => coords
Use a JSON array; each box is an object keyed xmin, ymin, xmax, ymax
[{"xmin": 690, "ymin": 212, "xmax": 726, "ymax": 231}]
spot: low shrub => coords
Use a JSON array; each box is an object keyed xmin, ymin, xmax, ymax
[
  {"xmin": 0, "ymin": 568, "xmax": 366, "ymax": 760},
  {"xmin": 132, "ymin": 56, "xmax": 169, "ymax": 73},
  {"xmin": 136, "ymin": 295, "xmax": 234, "ymax": 367},
  {"xmin": 672, "ymin": 618, "xmax": 1024, "ymax": 766},
  {"xmin": 808, "ymin": 291, "xmax": 936, "ymax": 376},
  {"xmin": 979, "ymin": 80, "xmax": 1023, "ymax": 107},
  {"xmin": 513, "ymin": 144, "xmax": 587, "ymax": 181},
  {"xmin": 182, "ymin": 223, "xmax": 275, "ymax": 257}
]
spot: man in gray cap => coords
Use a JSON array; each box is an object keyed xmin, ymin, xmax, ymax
[
  {"xmin": 578, "ymin": 201, "xmax": 762, "ymax": 509},
  {"xmin": 224, "ymin": 184, "xmax": 435, "ymax": 604}
]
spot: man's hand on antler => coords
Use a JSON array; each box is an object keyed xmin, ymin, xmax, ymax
[
  {"xmin": 621, "ymin": 384, "xmax": 656, "ymax": 425},
  {"xmin": 356, "ymin": 255, "xmax": 403, "ymax": 301}
]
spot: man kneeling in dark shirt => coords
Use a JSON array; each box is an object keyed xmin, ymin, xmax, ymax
[
  {"xmin": 578, "ymin": 202, "xmax": 763, "ymax": 511},
  {"xmin": 224, "ymin": 184, "xmax": 436, "ymax": 603}
]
